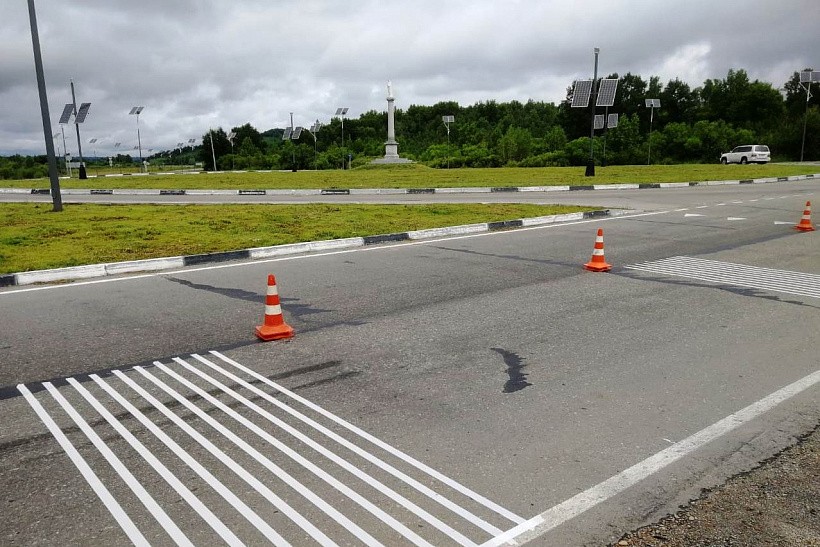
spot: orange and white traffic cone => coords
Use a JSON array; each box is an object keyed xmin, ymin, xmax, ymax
[
  {"xmin": 255, "ymin": 274, "xmax": 295, "ymax": 341},
  {"xmin": 794, "ymin": 201, "xmax": 815, "ymax": 232},
  {"xmin": 583, "ymin": 228, "xmax": 612, "ymax": 272}
]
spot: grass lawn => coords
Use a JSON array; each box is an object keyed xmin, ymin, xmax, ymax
[
  {"xmin": 3, "ymin": 163, "xmax": 817, "ymax": 190},
  {"xmin": 0, "ymin": 202, "xmax": 596, "ymax": 274}
]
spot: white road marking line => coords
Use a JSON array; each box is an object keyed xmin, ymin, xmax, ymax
[
  {"xmin": 695, "ymin": 205, "xmax": 709, "ymax": 209},
  {"xmin": 208, "ymin": 350, "xmax": 525, "ymax": 525},
  {"xmin": 749, "ymin": 199, "xmax": 759, "ymax": 202},
  {"xmin": 674, "ymin": 208, "xmax": 689, "ymax": 212},
  {"xmin": 684, "ymin": 213, "xmax": 705, "ymax": 217},
  {"xmin": 62, "ymin": 379, "xmax": 194, "ymax": 547},
  {"xmin": 774, "ymin": 221, "xmax": 795, "ymax": 225},
  {"xmin": 625, "ymin": 256, "xmax": 820, "ymax": 299},
  {"xmin": 17, "ymin": 384, "xmax": 150, "ymax": 547},
  {"xmin": 716, "ymin": 203, "xmax": 726, "ymax": 206},
  {"xmin": 138, "ymin": 363, "xmax": 392, "ymax": 547},
  {"xmin": 102, "ymin": 371, "xmax": 295, "ymax": 547},
  {"xmin": 726, "ymin": 217, "xmax": 747, "ymax": 221},
  {"xmin": 481, "ymin": 368, "xmax": 820, "ymax": 546},
  {"xmin": 182, "ymin": 355, "xmax": 484, "ymax": 546}
]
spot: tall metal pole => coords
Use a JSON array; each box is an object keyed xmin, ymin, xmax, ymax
[
  {"xmin": 27, "ymin": 0, "xmax": 62, "ymax": 211},
  {"xmin": 209, "ymin": 129, "xmax": 217, "ymax": 171},
  {"xmin": 136, "ymin": 112, "xmax": 143, "ymax": 164},
  {"xmin": 60, "ymin": 125, "xmax": 70, "ymax": 177},
  {"xmin": 647, "ymin": 106, "xmax": 655, "ymax": 165},
  {"xmin": 70, "ymin": 79, "xmax": 87, "ymax": 179},
  {"xmin": 801, "ymin": 81, "xmax": 812, "ymax": 162},
  {"xmin": 585, "ymin": 47, "xmax": 600, "ymax": 177}
]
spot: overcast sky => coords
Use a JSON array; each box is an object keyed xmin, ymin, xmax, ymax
[{"xmin": 3, "ymin": 0, "xmax": 817, "ymax": 156}]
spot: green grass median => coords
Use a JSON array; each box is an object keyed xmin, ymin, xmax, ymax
[
  {"xmin": 0, "ymin": 202, "xmax": 596, "ymax": 274},
  {"xmin": 3, "ymin": 163, "xmax": 817, "ymax": 190}
]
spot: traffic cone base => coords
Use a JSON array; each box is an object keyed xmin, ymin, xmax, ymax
[
  {"xmin": 255, "ymin": 274, "xmax": 295, "ymax": 341},
  {"xmin": 794, "ymin": 201, "xmax": 815, "ymax": 232},
  {"xmin": 255, "ymin": 323, "xmax": 295, "ymax": 341},
  {"xmin": 583, "ymin": 228, "xmax": 612, "ymax": 272}
]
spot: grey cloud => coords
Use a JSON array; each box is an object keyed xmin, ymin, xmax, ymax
[{"xmin": 2, "ymin": 0, "xmax": 817, "ymax": 155}]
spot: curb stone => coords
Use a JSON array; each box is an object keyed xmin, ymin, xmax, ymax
[
  {"xmin": 1, "ymin": 172, "xmax": 816, "ymax": 197},
  {"xmin": 0, "ymin": 209, "xmax": 626, "ymax": 287}
]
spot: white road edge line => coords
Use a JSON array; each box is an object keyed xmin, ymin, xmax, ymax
[
  {"xmin": 17, "ymin": 383, "xmax": 150, "ymax": 547},
  {"xmin": 480, "ymin": 368, "xmax": 820, "ymax": 547}
]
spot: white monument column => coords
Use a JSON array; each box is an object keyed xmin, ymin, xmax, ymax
[
  {"xmin": 384, "ymin": 80, "xmax": 399, "ymax": 159},
  {"xmin": 372, "ymin": 80, "xmax": 412, "ymax": 164}
]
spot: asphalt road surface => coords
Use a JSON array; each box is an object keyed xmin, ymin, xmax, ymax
[{"xmin": 1, "ymin": 180, "xmax": 818, "ymax": 545}]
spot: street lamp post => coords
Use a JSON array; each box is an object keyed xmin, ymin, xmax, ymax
[
  {"xmin": 645, "ymin": 98, "xmax": 661, "ymax": 165},
  {"xmin": 335, "ymin": 107, "xmax": 348, "ymax": 169},
  {"xmin": 799, "ymin": 70, "xmax": 820, "ymax": 162},
  {"xmin": 227, "ymin": 131, "xmax": 236, "ymax": 170},
  {"xmin": 129, "ymin": 106, "xmax": 144, "ymax": 168},
  {"xmin": 442, "ymin": 115, "xmax": 454, "ymax": 169},
  {"xmin": 585, "ymin": 47, "xmax": 600, "ymax": 177}
]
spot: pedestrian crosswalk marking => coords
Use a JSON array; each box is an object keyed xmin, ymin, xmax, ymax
[
  {"xmin": 626, "ymin": 256, "xmax": 820, "ymax": 299},
  {"xmin": 19, "ymin": 352, "xmax": 523, "ymax": 546}
]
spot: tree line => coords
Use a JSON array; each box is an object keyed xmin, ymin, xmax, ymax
[
  {"xmin": 2, "ymin": 68, "xmax": 818, "ymax": 179},
  {"xmin": 186, "ymin": 69, "xmax": 817, "ymax": 171}
]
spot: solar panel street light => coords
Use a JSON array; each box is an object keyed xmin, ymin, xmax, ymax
[
  {"xmin": 282, "ymin": 127, "xmax": 293, "ymax": 140},
  {"xmin": 442, "ymin": 115, "xmax": 455, "ymax": 169},
  {"xmin": 571, "ymin": 80, "xmax": 594, "ymax": 108},
  {"xmin": 129, "ymin": 106, "xmax": 145, "ymax": 164},
  {"xmin": 336, "ymin": 107, "xmax": 349, "ymax": 147},
  {"xmin": 596, "ymin": 79, "xmax": 619, "ymax": 107},
  {"xmin": 799, "ymin": 70, "xmax": 819, "ymax": 161},
  {"xmin": 69, "ymin": 80, "xmax": 90, "ymax": 179},
  {"xmin": 645, "ymin": 98, "xmax": 661, "ymax": 165},
  {"xmin": 292, "ymin": 127, "xmax": 303, "ymax": 140},
  {"xmin": 594, "ymin": 115, "xmax": 605, "ymax": 130},
  {"xmin": 607, "ymin": 113, "xmax": 619, "ymax": 128},
  {"xmin": 58, "ymin": 104, "xmax": 74, "ymax": 124}
]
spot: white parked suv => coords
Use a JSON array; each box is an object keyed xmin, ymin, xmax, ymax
[{"xmin": 720, "ymin": 144, "xmax": 770, "ymax": 164}]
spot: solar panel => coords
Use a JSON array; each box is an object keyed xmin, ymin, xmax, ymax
[
  {"xmin": 188, "ymin": 139, "xmax": 196, "ymax": 144},
  {"xmin": 129, "ymin": 106, "xmax": 144, "ymax": 115},
  {"xmin": 282, "ymin": 128, "xmax": 293, "ymax": 140},
  {"xmin": 442, "ymin": 115, "xmax": 455, "ymax": 123},
  {"xmin": 809, "ymin": 71, "xmax": 820, "ymax": 83},
  {"xmin": 596, "ymin": 78, "xmax": 618, "ymax": 107},
  {"xmin": 59, "ymin": 104, "xmax": 74, "ymax": 124},
  {"xmin": 310, "ymin": 123, "xmax": 321, "ymax": 132},
  {"xmin": 571, "ymin": 80, "xmax": 593, "ymax": 108},
  {"xmin": 800, "ymin": 71, "xmax": 812, "ymax": 83},
  {"xmin": 75, "ymin": 103, "xmax": 91, "ymax": 123},
  {"xmin": 607, "ymin": 113, "xmax": 619, "ymax": 128},
  {"xmin": 645, "ymin": 98, "xmax": 661, "ymax": 108},
  {"xmin": 88, "ymin": 138, "xmax": 98, "ymax": 144},
  {"xmin": 335, "ymin": 107, "xmax": 349, "ymax": 116},
  {"xmin": 292, "ymin": 127, "xmax": 303, "ymax": 140},
  {"xmin": 114, "ymin": 142, "xmax": 121, "ymax": 148},
  {"xmin": 594, "ymin": 115, "xmax": 605, "ymax": 130}
]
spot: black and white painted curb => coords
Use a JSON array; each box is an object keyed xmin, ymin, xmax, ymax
[
  {"xmin": 0, "ymin": 209, "xmax": 619, "ymax": 288},
  {"xmin": 0, "ymin": 173, "xmax": 816, "ymax": 197}
]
